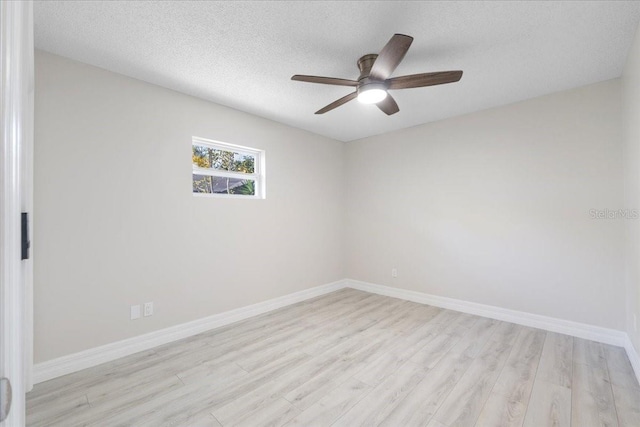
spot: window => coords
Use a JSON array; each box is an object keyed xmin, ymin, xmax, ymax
[{"xmin": 192, "ymin": 137, "xmax": 265, "ymax": 198}]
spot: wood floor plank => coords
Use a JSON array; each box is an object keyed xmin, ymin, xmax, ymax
[
  {"xmin": 136, "ymin": 408, "xmax": 225, "ymax": 427},
  {"xmin": 430, "ymin": 322, "xmax": 523, "ymax": 427},
  {"xmin": 449, "ymin": 317, "xmax": 499, "ymax": 359},
  {"xmin": 302, "ymin": 288, "xmax": 364, "ymax": 307},
  {"xmin": 536, "ymin": 332, "xmax": 573, "ymax": 389},
  {"xmin": 604, "ymin": 345, "xmax": 634, "ymax": 374},
  {"xmin": 352, "ymin": 310, "xmax": 460, "ymax": 387},
  {"xmin": 612, "ymin": 383, "xmax": 640, "ymax": 427},
  {"xmin": 224, "ymin": 398, "xmax": 300, "ymax": 427},
  {"xmin": 522, "ymin": 379, "xmax": 571, "ymax": 427},
  {"xmin": 297, "ymin": 315, "xmax": 380, "ymax": 356},
  {"xmin": 281, "ymin": 357, "xmax": 375, "ymax": 413},
  {"xmin": 571, "ymin": 361, "xmax": 619, "ymax": 427},
  {"xmin": 83, "ymin": 351, "xmax": 313, "ymax": 426},
  {"xmin": 609, "ymin": 367, "xmax": 640, "ymax": 392},
  {"xmin": 604, "ymin": 344, "xmax": 640, "ymax": 391},
  {"xmin": 409, "ymin": 313, "xmax": 478, "ymax": 368},
  {"xmin": 430, "ymin": 355, "xmax": 506, "ymax": 427},
  {"xmin": 572, "ymin": 359, "xmax": 611, "ymax": 394},
  {"xmin": 379, "ymin": 353, "xmax": 475, "ymax": 426},
  {"xmin": 289, "ymin": 330, "xmax": 411, "ymax": 405},
  {"xmin": 352, "ymin": 337, "xmax": 429, "ymax": 387},
  {"xmin": 184, "ymin": 414, "xmax": 223, "ymax": 427},
  {"xmin": 283, "ymin": 378, "xmax": 372, "ymax": 426},
  {"xmin": 27, "ymin": 348, "xmax": 162, "ymax": 403},
  {"xmin": 84, "ymin": 363, "xmax": 191, "ymax": 405},
  {"xmin": 212, "ymin": 330, "xmax": 398, "ymax": 425},
  {"xmin": 489, "ymin": 327, "xmax": 546, "ymax": 405},
  {"xmin": 331, "ymin": 361, "xmax": 428, "ymax": 427},
  {"xmin": 191, "ymin": 290, "xmax": 373, "ymax": 353},
  {"xmin": 475, "ymin": 394, "xmax": 526, "ymax": 427},
  {"xmin": 233, "ymin": 324, "xmax": 332, "ymax": 372},
  {"xmin": 574, "ymin": 338, "xmax": 608, "ymax": 370},
  {"xmin": 26, "ymin": 394, "xmax": 89, "ymax": 427},
  {"xmin": 572, "ymin": 386, "xmax": 619, "ymax": 427},
  {"xmin": 381, "ymin": 304, "xmax": 442, "ymax": 335},
  {"xmin": 25, "ymin": 290, "xmax": 640, "ymax": 427},
  {"xmin": 176, "ymin": 360, "xmax": 249, "ymax": 386}
]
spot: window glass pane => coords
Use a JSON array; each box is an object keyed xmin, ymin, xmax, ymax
[
  {"xmin": 193, "ymin": 174, "xmax": 256, "ymax": 196},
  {"xmin": 193, "ymin": 174, "xmax": 213, "ymax": 194},
  {"xmin": 192, "ymin": 145, "xmax": 255, "ymax": 174}
]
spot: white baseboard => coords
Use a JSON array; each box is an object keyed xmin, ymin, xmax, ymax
[
  {"xmin": 34, "ymin": 277, "xmax": 640, "ymax": 386},
  {"xmin": 624, "ymin": 335, "xmax": 640, "ymax": 386},
  {"xmin": 346, "ymin": 279, "xmax": 628, "ymax": 347},
  {"xmin": 33, "ymin": 280, "xmax": 347, "ymax": 384}
]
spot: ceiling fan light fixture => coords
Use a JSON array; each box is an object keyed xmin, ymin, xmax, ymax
[
  {"xmin": 292, "ymin": 34, "xmax": 463, "ymax": 115},
  {"xmin": 357, "ymin": 83, "xmax": 388, "ymax": 104}
]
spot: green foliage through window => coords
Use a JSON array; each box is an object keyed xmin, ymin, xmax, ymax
[
  {"xmin": 192, "ymin": 175, "xmax": 256, "ymax": 195},
  {"xmin": 192, "ymin": 141, "xmax": 262, "ymax": 197},
  {"xmin": 192, "ymin": 146, "xmax": 255, "ymax": 174}
]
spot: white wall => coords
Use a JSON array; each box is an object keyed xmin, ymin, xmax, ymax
[
  {"xmin": 346, "ymin": 80, "xmax": 625, "ymax": 330},
  {"xmin": 34, "ymin": 51, "xmax": 345, "ymax": 363},
  {"xmin": 623, "ymin": 24, "xmax": 640, "ymax": 353}
]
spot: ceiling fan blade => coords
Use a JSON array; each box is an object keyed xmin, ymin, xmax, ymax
[
  {"xmin": 369, "ymin": 34, "xmax": 413, "ymax": 81},
  {"xmin": 377, "ymin": 94, "xmax": 399, "ymax": 115},
  {"xmin": 388, "ymin": 70, "xmax": 463, "ymax": 90},
  {"xmin": 315, "ymin": 91, "xmax": 358, "ymax": 114},
  {"xmin": 292, "ymin": 75, "xmax": 359, "ymax": 87}
]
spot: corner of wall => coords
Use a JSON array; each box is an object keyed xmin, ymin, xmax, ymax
[{"xmin": 622, "ymin": 19, "xmax": 640, "ymax": 360}]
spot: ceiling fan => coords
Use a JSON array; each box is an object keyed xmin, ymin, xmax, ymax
[{"xmin": 291, "ymin": 34, "xmax": 463, "ymax": 115}]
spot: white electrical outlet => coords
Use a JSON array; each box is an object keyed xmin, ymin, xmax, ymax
[
  {"xmin": 130, "ymin": 305, "xmax": 141, "ymax": 320},
  {"xmin": 392, "ymin": 268, "xmax": 398, "ymax": 278},
  {"xmin": 143, "ymin": 302, "xmax": 153, "ymax": 317}
]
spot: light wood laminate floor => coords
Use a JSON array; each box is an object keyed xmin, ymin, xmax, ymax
[{"xmin": 27, "ymin": 289, "xmax": 640, "ymax": 427}]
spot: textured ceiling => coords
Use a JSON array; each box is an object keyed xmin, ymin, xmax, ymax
[{"xmin": 34, "ymin": 1, "xmax": 640, "ymax": 142}]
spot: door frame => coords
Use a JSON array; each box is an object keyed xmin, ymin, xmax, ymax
[{"xmin": 1, "ymin": 1, "xmax": 33, "ymax": 425}]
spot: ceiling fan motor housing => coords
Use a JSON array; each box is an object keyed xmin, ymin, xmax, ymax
[
  {"xmin": 357, "ymin": 54, "xmax": 389, "ymax": 103},
  {"xmin": 357, "ymin": 54, "xmax": 379, "ymax": 80},
  {"xmin": 356, "ymin": 80, "xmax": 388, "ymax": 95}
]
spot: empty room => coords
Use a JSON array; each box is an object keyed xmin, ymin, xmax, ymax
[{"xmin": 2, "ymin": 1, "xmax": 640, "ymax": 426}]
